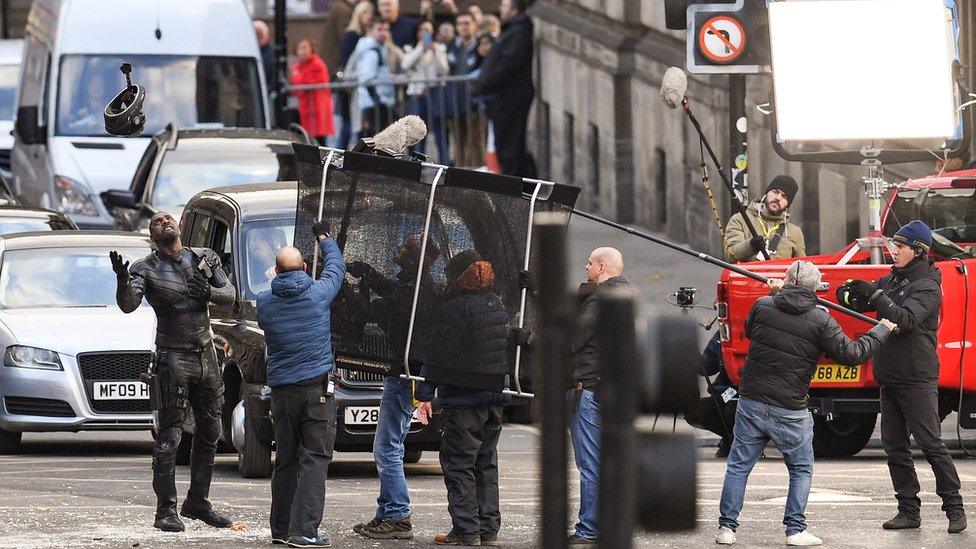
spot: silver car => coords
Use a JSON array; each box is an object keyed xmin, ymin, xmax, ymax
[{"xmin": 0, "ymin": 231, "xmax": 154, "ymax": 453}]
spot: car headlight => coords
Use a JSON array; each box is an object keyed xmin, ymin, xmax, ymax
[
  {"xmin": 4, "ymin": 345, "xmax": 63, "ymax": 371},
  {"xmin": 53, "ymin": 175, "xmax": 98, "ymax": 216}
]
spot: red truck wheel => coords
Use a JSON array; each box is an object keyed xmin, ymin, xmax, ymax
[{"xmin": 812, "ymin": 414, "xmax": 877, "ymax": 458}]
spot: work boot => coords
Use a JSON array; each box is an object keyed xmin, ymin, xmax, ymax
[
  {"xmin": 180, "ymin": 452, "xmax": 231, "ymax": 528},
  {"xmin": 181, "ymin": 498, "xmax": 232, "ymax": 528},
  {"xmin": 882, "ymin": 512, "xmax": 921, "ymax": 530},
  {"xmin": 434, "ymin": 529, "xmax": 481, "ymax": 545},
  {"xmin": 948, "ymin": 510, "xmax": 967, "ymax": 534},
  {"xmin": 353, "ymin": 517, "xmax": 382, "ymax": 534},
  {"xmin": 151, "ymin": 466, "xmax": 184, "ymax": 532},
  {"xmin": 360, "ymin": 517, "xmax": 414, "ymax": 539}
]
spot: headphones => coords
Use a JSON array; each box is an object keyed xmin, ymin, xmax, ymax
[{"xmin": 104, "ymin": 63, "xmax": 147, "ymax": 137}]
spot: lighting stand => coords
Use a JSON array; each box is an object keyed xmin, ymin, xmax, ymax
[{"xmin": 858, "ymin": 159, "xmax": 892, "ymax": 265}]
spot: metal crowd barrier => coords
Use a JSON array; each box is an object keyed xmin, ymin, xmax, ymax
[{"xmin": 286, "ymin": 74, "xmax": 489, "ymax": 168}]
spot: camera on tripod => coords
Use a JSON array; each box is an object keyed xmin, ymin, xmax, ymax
[{"xmin": 669, "ymin": 287, "xmax": 698, "ymax": 309}]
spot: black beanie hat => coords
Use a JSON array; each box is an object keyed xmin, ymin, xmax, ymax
[
  {"xmin": 765, "ymin": 175, "xmax": 798, "ymax": 205},
  {"xmin": 446, "ymin": 249, "xmax": 482, "ymax": 282}
]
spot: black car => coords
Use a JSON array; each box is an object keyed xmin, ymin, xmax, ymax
[
  {"xmin": 0, "ymin": 205, "xmax": 77, "ymax": 234},
  {"xmin": 101, "ymin": 126, "xmax": 313, "ymax": 232},
  {"xmin": 181, "ymin": 181, "xmax": 441, "ymax": 478}
]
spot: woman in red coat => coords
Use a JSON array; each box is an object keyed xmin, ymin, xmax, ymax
[{"xmin": 291, "ymin": 38, "xmax": 335, "ymax": 143}]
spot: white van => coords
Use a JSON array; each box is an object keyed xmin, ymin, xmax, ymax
[
  {"xmin": 12, "ymin": 0, "xmax": 271, "ymax": 229},
  {"xmin": 0, "ymin": 39, "xmax": 24, "ymax": 181}
]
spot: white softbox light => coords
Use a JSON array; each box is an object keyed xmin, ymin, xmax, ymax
[{"xmin": 769, "ymin": 0, "xmax": 957, "ymax": 142}]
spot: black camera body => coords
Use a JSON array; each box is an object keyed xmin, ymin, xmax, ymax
[
  {"xmin": 104, "ymin": 63, "xmax": 147, "ymax": 137},
  {"xmin": 672, "ymin": 287, "xmax": 698, "ymax": 308}
]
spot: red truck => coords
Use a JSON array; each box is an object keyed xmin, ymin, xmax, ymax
[{"xmin": 717, "ymin": 170, "xmax": 976, "ymax": 457}]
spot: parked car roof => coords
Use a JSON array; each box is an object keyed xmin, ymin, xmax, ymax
[
  {"xmin": 190, "ymin": 181, "xmax": 298, "ymax": 223},
  {"xmin": 0, "ymin": 231, "xmax": 150, "ymax": 251}
]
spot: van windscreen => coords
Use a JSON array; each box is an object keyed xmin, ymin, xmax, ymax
[{"xmin": 55, "ymin": 55, "xmax": 265, "ymax": 137}]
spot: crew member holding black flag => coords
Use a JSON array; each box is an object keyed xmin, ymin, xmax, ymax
[
  {"xmin": 842, "ymin": 221, "xmax": 967, "ymax": 534},
  {"xmin": 111, "ymin": 212, "xmax": 235, "ymax": 532}
]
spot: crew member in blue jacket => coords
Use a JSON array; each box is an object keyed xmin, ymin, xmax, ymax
[{"xmin": 256, "ymin": 220, "xmax": 346, "ymax": 548}]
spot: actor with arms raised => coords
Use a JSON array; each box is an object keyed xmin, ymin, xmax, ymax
[{"xmin": 111, "ymin": 212, "xmax": 235, "ymax": 532}]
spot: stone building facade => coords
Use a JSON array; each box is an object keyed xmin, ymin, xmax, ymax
[{"xmin": 530, "ymin": 0, "xmax": 974, "ymax": 257}]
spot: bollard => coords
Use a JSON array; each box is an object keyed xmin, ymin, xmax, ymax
[
  {"xmin": 597, "ymin": 288, "xmax": 640, "ymax": 549},
  {"xmin": 533, "ymin": 213, "xmax": 572, "ymax": 549}
]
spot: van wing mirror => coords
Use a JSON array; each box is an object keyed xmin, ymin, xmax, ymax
[
  {"xmin": 100, "ymin": 189, "xmax": 138, "ymax": 210},
  {"xmin": 14, "ymin": 106, "xmax": 46, "ymax": 145}
]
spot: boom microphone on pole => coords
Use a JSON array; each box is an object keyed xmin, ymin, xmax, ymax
[
  {"xmin": 660, "ymin": 67, "xmax": 770, "ymax": 260},
  {"xmin": 570, "ymin": 206, "xmax": 881, "ymax": 327}
]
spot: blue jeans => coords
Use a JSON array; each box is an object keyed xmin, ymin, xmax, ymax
[
  {"xmin": 568, "ymin": 388, "xmax": 600, "ymax": 539},
  {"xmin": 719, "ymin": 397, "xmax": 814, "ymax": 536},
  {"xmin": 408, "ymin": 95, "xmax": 451, "ymax": 164},
  {"xmin": 372, "ymin": 377, "xmax": 415, "ymax": 521}
]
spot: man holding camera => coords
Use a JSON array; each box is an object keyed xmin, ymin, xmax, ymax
[
  {"xmin": 567, "ymin": 247, "xmax": 627, "ymax": 545},
  {"xmin": 111, "ymin": 212, "xmax": 235, "ymax": 532},
  {"xmin": 256, "ymin": 221, "xmax": 346, "ymax": 548},
  {"xmin": 717, "ymin": 261, "xmax": 894, "ymax": 546},
  {"xmin": 840, "ymin": 221, "xmax": 967, "ymax": 534}
]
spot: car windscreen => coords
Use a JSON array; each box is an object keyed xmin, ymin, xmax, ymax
[
  {"xmin": 150, "ymin": 141, "xmax": 297, "ymax": 210},
  {"xmin": 55, "ymin": 54, "xmax": 265, "ymax": 137},
  {"xmin": 0, "ymin": 247, "xmax": 148, "ymax": 308},
  {"xmin": 242, "ymin": 220, "xmax": 294, "ymax": 300},
  {"xmin": 0, "ymin": 64, "xmax": 18, "ymax": 121},
  {"xmin": 885, "ymin": 187, "xmax": 976, "ymax": 244},
  {"xmin": 0, "ymin": 215, "xmax": 72, "ymax": 235}
]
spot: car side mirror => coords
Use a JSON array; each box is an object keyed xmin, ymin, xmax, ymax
[
  {"xmin": 100, "ymin": 189, "xmax": 138, "ymax": 210},
  {"xmin": 15, "ymin": 106, "xmax": 46, "ymax": 145}
]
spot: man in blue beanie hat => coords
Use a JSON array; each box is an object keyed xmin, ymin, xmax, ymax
[{"xmin": 841, "ymin": 220, "xmax": 966, "ymax": 534}]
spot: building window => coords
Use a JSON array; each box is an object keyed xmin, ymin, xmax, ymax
[
  {"xmin": 588, "ymin": 122, "xmax": 600, "ymax": 206},
  {"xmin": 538, "ymin": 101, "xmax": 551, "ymax": 180},
  {"xmin": 564, "ymin": 112, "xmax": 575, "ymax": 185},
  {"xmin": 655, "ymin": 147, "xmax": 667, "ymax": 226}
]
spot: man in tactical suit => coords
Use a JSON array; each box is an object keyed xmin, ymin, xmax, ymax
[{"xmin": 111, "ymin": 211, "xmax": 236, "ymax": 532}]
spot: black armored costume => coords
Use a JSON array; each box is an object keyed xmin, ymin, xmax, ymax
[{"xmin": 112, "ymin": 212, "xmax": 235, "ymax": 532}]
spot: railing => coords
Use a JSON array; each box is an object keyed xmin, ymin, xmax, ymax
[{"xmin": 284, "ymin": 74, "xmax": 489, "ymax": 168}]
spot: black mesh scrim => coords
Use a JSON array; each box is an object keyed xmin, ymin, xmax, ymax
[{"xmin": 294, "ymin": 148, "xmax": 579, "ymax": 391}]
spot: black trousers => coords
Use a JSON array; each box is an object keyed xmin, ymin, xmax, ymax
[
  {"xmin": 488, "ymin": 98, "xmax": 534, "ymax": 178},
  {"xmin": 152, "ymin": 347, "xmax": 223, "ymax": 517},
  {"xmin": 685, "ymin": 396, "xmax": 737, "ymax": 444},
  {"xmin": 440, "ymin": 405, "xmax": 504, "ymax": 538},
  {"xmin": 270, "ymin": 381, "xmax": 337, "ymax": 539},
  {"xmin": 880, "ymin": 384, "xmax": 963, "ymax": 516}
]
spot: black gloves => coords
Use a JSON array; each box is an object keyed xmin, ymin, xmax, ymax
[
  {"xmin": 836, "ymin": 279, "xmax": 879, "ymax": 313},
  {"xmin": 312, "ymin": 220, "xmax": 331, "ymax": 239},
  {"xmin": 518, "ymin": 269, "xmax": 537, "ymax": 293},
  {"xmin": 848, "ymin": 279, "xmax": 879, "ymax": 300},
  {"xmin": 512, "ymin": 327, "xmax": 533, "ymax": 347},
  {"xmin": 186, "ymin": 270, "xmax": 211, "ymax": 300},
  {"xmin": 109, "ymin": 251, "xmax": 130, "ymax": 283},
  {"xmin": 748, "ymin": 236, "xmax": 767, "ymax": 255}
]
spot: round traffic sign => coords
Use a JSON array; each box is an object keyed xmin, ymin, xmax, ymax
[{"xmin": 698, "ymin": 15, "xmax": 747, "ymax": 64}]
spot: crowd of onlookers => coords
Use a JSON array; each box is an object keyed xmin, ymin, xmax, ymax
[{"xmin": 254, "ymin": 0, "xmax": 536, "ymax": 177}]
